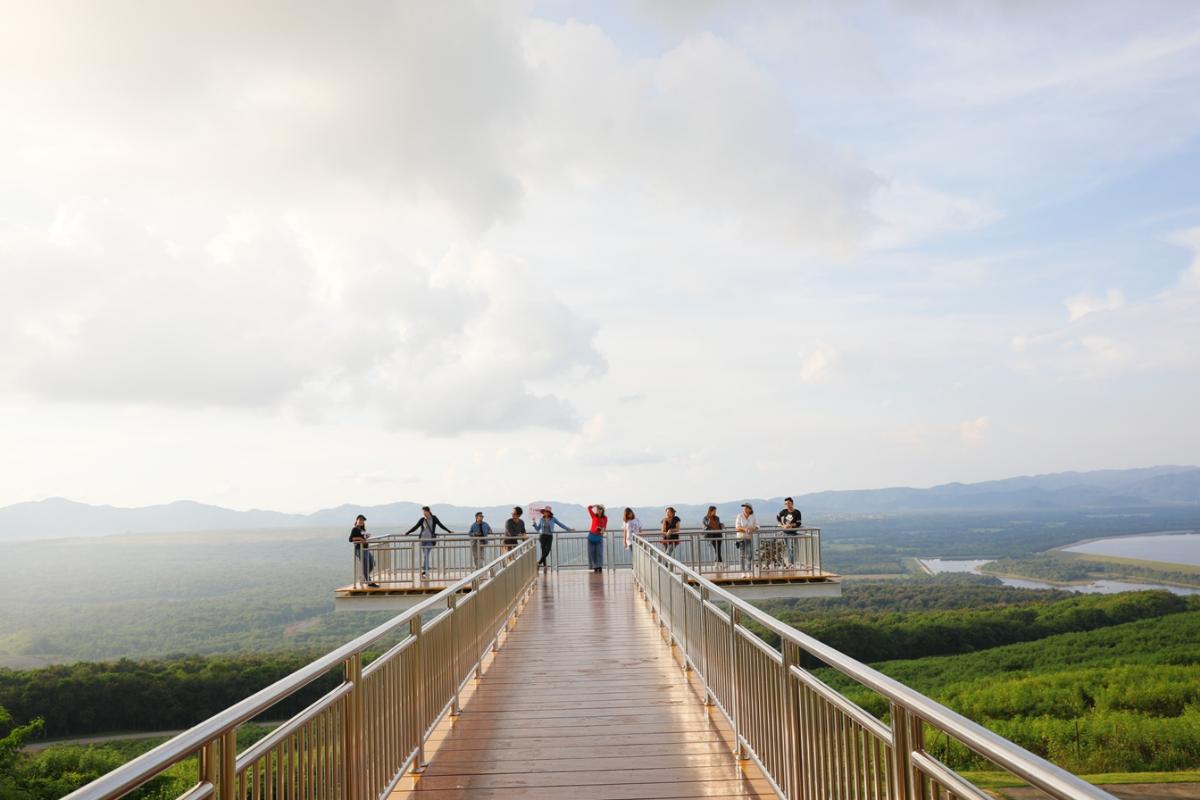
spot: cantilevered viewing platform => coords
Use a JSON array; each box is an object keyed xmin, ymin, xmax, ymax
[
  {"xmin": 67, "ymin": 535, "xmax": 1117, "ymax": 800},
  {"xmin": 335, "ymin": 528, "xmax": 841, "ymax": 611}
]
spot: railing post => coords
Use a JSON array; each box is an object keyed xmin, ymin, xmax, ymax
[
  {"xmin": 410, "ymin": 616, "xmax": 427, "ymax": 774},
  {"xmin": 729, "ymin": 605, "xmax": 747, "ymax": 760},
  {"xmin": 680, "ymin": 573, "xmax": 691, "ymax": 673},
  {"xmin": 198, "ymin": 738, "xmax": 217, "ymax": 795},
  {"xmin": 889, "ymin": 703, "xmax": 924, "ymax": 800},
  {"xmin": 219, "ymin": 729, "xmax": 236, "ymax": 800},
  {"xmin": 700, "ymin": 585, "xmax": 713, "ymax": 706},
  {"xmin": 448, "ymin": 592, "xmax": 461, "ymax": 717},
  {"xmin": 782, "ymin": 640, "xmax": 801, "ymax": 800},
  {"xmin": 343, "ymin": 653, "xmax": 363, "ymax": 800}
]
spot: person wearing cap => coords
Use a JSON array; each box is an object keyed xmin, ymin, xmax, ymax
[
  {"xmin": 405, "ymin": 506, "xmax": 452, "ymax": 577},
  {"xmin": 587, "ymin": 504, "xmax": 608, "ymax": 573},
  {"xmin": 468, "ymin": 511, "xmax": 492, "ymax": 569},
  {"xmin": 776, "ymin": 497, "xmax": 803, "ymax": 566},
  {"xmin": 348, "ymin": 514, "xmax": 379, "ymax": 587},
  {"xmin": 734, "ymin": 503, "xmax": 759, "ymax": 572},
  {"xmin": 533, "ymin": 507, "xmax": 571, "ymax": 569}
]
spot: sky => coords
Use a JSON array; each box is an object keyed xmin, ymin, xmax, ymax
[{"xmin": 1, "ymin": 0, "xmax": 1199, "ymax": 512}]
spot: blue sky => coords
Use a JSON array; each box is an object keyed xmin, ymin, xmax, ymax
[{"xmin": 0, "ymin": 1, "xmax": 1197, "ymax": 511}]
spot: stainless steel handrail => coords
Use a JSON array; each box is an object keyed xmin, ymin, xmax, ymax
[
  {"xmin": 64, "ymin": 538, "xmax": 539, "ymax": 800},
  {"xmin": 631, "ymin": 534, "xmax": 1117, "ymax": 800}
]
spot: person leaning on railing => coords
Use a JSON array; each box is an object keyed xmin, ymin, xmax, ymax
[
  {"xmin": 503, "ymin": 506, "xmax": 526, "ymax": 553},
  {"xmin": 405, "ymin": 506, "xmax": 452, "ymax": 578},
  {"xmin": 734, "ymin": 503, "xmax": 758, "ymax": 572},
  {"xmin": 468, "ymin": 511, "xmax": 492, "ymax": 569},
  {"xmin": 348, "ymin": 514, "xmax": 380, "ymax": 587},
  {"xmin": 533, "ymin": 507, "xmax": 571, "ymax": 570},
  {"xmin": 622, "ymin": 507, "xmax": 641, "ymax": 553},
  {"xmin": 660, "ymin": 506, "xmax": 682, "ymax": 554},
  {"xmin": 702, "ymin": 505, "xmax": 724, "ymax": 564}
]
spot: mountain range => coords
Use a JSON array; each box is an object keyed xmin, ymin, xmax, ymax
[{"xmin": 1, "ymin": 465, "xmax": 1197, "ymax": 542}]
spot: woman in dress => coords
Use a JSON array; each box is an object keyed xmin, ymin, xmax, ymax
[{"xmin": 587, "ymin": 504, "xmax": 608, "ymax": 573}]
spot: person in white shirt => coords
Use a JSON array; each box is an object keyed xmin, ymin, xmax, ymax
[
  {"xmin": 734, "ymin": 503, "xmax": 759, "ymax": 572},
  {"xmin": 622, "ymin": 507, "xmax": 642, "ymax": 551}
]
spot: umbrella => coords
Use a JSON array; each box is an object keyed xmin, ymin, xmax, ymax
[{"xmin": 527, "ymin": 502, "xmax": 553, "ymax": 517}]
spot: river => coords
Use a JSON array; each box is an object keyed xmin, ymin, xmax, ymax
[
  {"xmin": 1063, "ymin": 531, "xmax": 1200, "ymax": 565},
  {"xmin": 918, "ymin": 556, "xmax": 1200, "ymax": 596}
]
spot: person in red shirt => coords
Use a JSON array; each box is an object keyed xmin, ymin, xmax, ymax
[{"xmin": 587, "ymin": 504, "xmax": 608, "ymax": 573}]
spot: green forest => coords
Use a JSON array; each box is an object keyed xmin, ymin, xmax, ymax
[{"xmin": 983, "ymin": 550, "xmax": 1200, "ymax": 588}]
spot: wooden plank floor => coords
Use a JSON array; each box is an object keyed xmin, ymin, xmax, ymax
[{"xmin": 389, "ymin": 569, "xmax": 774, "ymax": 800}]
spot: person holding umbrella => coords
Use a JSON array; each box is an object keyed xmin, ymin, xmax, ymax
[
  {"xmin": 532, "ymin": 506, "xmax": 571, "ymax": 570},
  {"xmin": 587, "ymin": 504, "xmax": 608, "ymax": 573}
]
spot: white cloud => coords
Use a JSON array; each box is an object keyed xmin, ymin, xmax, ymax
[
  {"xmin": 1010, "ymin": 230, "xmax": 1200, "ymax": 381},
  {"xmin": 0, "ymin": 204, "xmax": 604, "ymax": 434},
  {"xmin": 959, "ymin": 416, "xmax": 992, "ymax": 446},
  {"xmin": 799, "ymin": 344, "xmax": 839, "ymax": 382},
  {"xmin": 1065, "ymin": 289, "xmax": 1125, "ymax": 321}
]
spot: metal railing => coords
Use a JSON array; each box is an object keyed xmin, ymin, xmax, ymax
[
  {"xmin": 66, "ymin": 539, "xmax": 539, "ymax": 800},
  {"xmin": 631, "ymin": 535, "xmax": 1116, "ymax": 800},
  {"xmin": 641, "ymin": 527, "xmax": 823, "ymax": 577},
  {"xmin": 353, "ymin": 526, "xmax": 821, "ymax": 586}
]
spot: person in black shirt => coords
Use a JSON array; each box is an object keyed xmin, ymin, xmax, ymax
[
  {"xmin": 661, "ymin": 507, "xmax": 682, "ymax": 554},
  {"xmin": 405, "ymin": 506, "xmax": 453, "ymax": 577},
  {"xmin": 776, "ymin": 497, "xmax": 802, "ymax": 565},
  {"xmin": 503, "ymin": 506, "xmax": 526, "ymax": 552},
  {"xmin": 348, "ymin": 514, "xmax": 379, "ymax": 587}
]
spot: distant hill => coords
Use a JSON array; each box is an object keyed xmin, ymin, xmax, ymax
[{"xmin": 0, "ymin": 465, "xmax": 1196, "ymax": 542}]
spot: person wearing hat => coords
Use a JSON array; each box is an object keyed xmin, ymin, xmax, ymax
[
  {"xmin": 532, "ymin": 507, "xmax": 571, "ymax": 569},
  {"xmin": 586, "ymin": 504, "xmax": 608, "ymax": 573},
  {"xmin": 348, "ymin": 514, "xmax": 379, "ymax": 587},
  {"xmin": 734, "ymin": 503, "xmax": 759, "ymax": 573}
]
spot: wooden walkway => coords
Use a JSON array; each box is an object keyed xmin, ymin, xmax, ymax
[{"xmin": 390, "ymin": 569, "xmax": 774, "ymax": 800}]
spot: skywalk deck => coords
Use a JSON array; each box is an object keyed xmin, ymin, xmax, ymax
[{"xmin": 389, "ymin": 570, "xmax": 773, "ymax": 799}]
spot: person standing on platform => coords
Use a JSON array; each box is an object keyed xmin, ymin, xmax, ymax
[
  {"xmin": 587, "ymin": 504, "xmax": 608, "ymax": 573},
  {"xmin": 503, "ymin": 506, "xmax": 525, "ymax": 553},
  {"xmin": 533, "ymin": 507, "xmax": 571, "ymax": 570},
  {"xmin": 468, "ymin": 511, "xmax": 492, "ymax": 569},
  {"xmin": 734, "ymin": 503, "xmax": 759, "ymax": 572},
  {"xmin": 405, "ymin": 506, "xmax": 452, "ymax": 578},
  {"xmin": 776, "ymin": 497, "xmax": 803, "ymax": 566},
  {"xmin": 702, "ymin": 505, "xmax": 724, "ymax": 564},
  {"xmin": 622, "ymin": 508, "xmax": 642, "ymax": 553},
  {"xmin": 349, "ymin": 514, "xmax": 379, "ymax": 587},
  {"xmin": 661, "ymin": 507, "xmax": 682, "ymax": 554}
]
